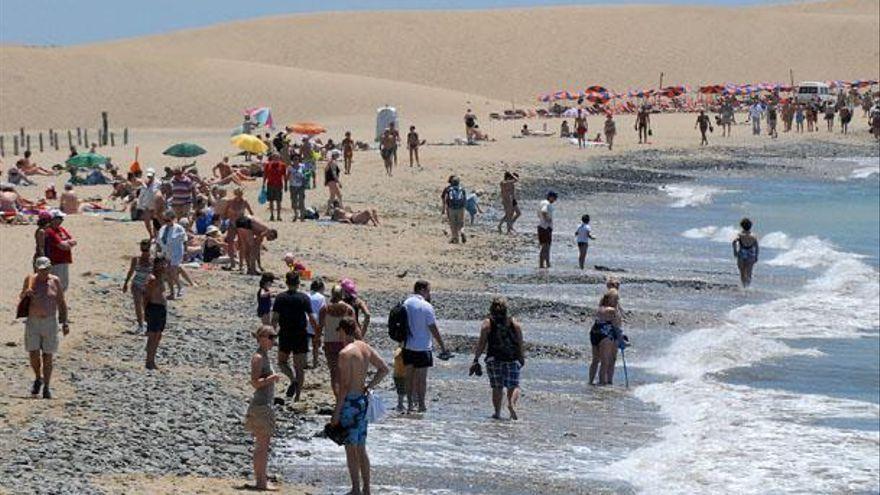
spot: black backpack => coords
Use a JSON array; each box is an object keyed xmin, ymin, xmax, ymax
[{"xmin": 388, "ymin": 302, "xmax": 409, "ymax": 343}]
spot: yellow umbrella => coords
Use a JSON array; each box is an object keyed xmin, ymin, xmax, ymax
[{"xmin": 231, "ymin": 134, "xmax": 268, "ymax": 154}]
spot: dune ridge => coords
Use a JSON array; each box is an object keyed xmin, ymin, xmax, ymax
[{"xmin": 1, "ymin": 0, "xmax": 878, "ymax": 129}]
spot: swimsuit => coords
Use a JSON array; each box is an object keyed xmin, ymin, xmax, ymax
[
  {"xmin": 235, "ymin": 216, "xmax": 253, "ymax": 230},
  {"xmin": 131, "ymin": 258, "xmax": 153, "ymax": 291},
  {"xmin": 738, "ymin": 244, "xmax": 757, "ymax": 261},
  {"xmin": 257, "ymin": 289, "xmax": 272, "ymax": 317},
  {"xmin": 590, "ymin": 320, "xmax": 619, "ymax": 347},
  {"xmin": 340, "ymin": 393, "xmax": 369, "ymax": 445}
]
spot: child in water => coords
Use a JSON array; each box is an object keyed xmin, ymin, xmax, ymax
[
  {"xmin": 465, "ymin": 190, "xmax": 484, "ymax": 225},
  {"xmin": 256, "ymin": 272, "xmax": 276, "ymax": 324},
  {"xmin": 732, "ymin": 217, "xmax": 759, "ymax": 288},
  {"xmin": 393, "ymin": 346, "xmax": 407, "ymax": 413},
  {"xmin": 575, "ymin": 214, "xmax": 597, "ymax": 269}
]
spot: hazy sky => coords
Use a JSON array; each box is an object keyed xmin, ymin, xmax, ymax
[{"xmin": 1, "ymin": 0, "xmax": 773, "ymax": 46}]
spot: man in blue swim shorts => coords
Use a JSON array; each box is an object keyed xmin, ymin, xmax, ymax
[{"xmin": 331, "ymin": 317, "xmax": 389, "ymax": 495}]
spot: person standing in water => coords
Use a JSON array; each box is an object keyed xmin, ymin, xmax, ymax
[
  {"xmin": 471, "ymin": 297, "xmax": 525, "ymax": 420},
  {"xmin": 537, "ymin": 191, "xmax": 558, "ymax": 269},
  {"xmin": 575, "ymin": 109, "xmax": 588, "ymax": 149},
  {"xmin": 331, "ymin": 316, "xmax": 389, "ymax": 495},
  {"xmin": 497, "ymin": 172, "xmax": 521, "ymax": 234},
  {"xmin": 732, "ymin": 218, "xmax": 759, "ymax": 288},
  {"xmin": 603, "ymin": 114, "xmax": 617, "ymax": 151},
  {"xmin": 589, "ymin": 289, "xmax": 623, "ymax": 386},
  {"xmin": 575, "ymin": 214, "xmax": 597, "ymax": 270}
]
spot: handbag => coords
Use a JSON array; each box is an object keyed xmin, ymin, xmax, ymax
[
  {"xmin": 257, "ymin": 186, "xmax": 267, "ymax": 205},
  {"xmin": 16, "ymin": 275, "xmax": 34, "ymax": 319},
  {"xmin": 365, "ymin": 391, "xmax": 387, "ymax": 424}
]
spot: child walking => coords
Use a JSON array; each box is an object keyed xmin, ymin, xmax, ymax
[
  {"xmin": 575, "ymin": 214, "xmax": 597, "ymax": 269},
  {"xmin": 465, "ymin": 190, "xmax": 483, "ymax": 225},
  {"xmin": 256, "ymin": 272, "xmax": 276, "ymax": 324}
]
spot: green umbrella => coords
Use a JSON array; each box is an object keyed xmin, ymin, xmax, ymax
[
  {"xmin": 65, "ymin": 152, "xmax": 107, "ymax": 168},
  {"xmin": 163, "ymin": 142, "xmax": 207, "ymax": 158}
]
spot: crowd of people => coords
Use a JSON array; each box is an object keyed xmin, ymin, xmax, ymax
[{"xmin": 6, "ymin": 90, "xmax": 874, "ymax": 493}]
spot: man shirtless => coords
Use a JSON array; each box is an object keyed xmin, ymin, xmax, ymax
[
  {"xmin": 387, "ymin": 123, "xmax": 400, "ymax": 166},
  {"xmin": 407, "ymin": 126, "xmax": 421, "ymax": 167},
  {"xmin": 212, "ymin": 157, "xmax": 254, "ymax": 186},
  {"xmin": 341, "ymin": 131, "xmax": 354, "ymax": 174},
  {"xmin": 574, "ymin": 110, "xmax": 588, "ymax": 149},
  {"xmin": 635, "ymin": 106, "xmax": 651, "ymax": 144},
  {"xmin": 331, "ymin": 317, "xmax": 389, "ymax": 495},
  {"xmin": 59, "ymin": 184, "xmax": 80, "ymax": 214},
  {"xmin": 330, "ymin": 202, "xmax": 380, "ymax": 226},
  {"xmin": 144, "ymin": 256, "xmax": 168, "ymax": 370},
  {"xmin": 224, "ymin": 188, "xmax": 253, "ymax": 271},
  {"xmin": 379, "ymin": 127, "xmax": 397, "ymax": 176},
  {"xmin": 496, "ymin": 172, "xmax": 520, "ymax": 234},
  {"xmin": 235, "ymin": 214, "xmax": 277, "ymax": 275},
  {"xmin": 17, "ymin": 151, "xmax": 55, "ymax": 176}
]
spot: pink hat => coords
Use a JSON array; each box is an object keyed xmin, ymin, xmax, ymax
[
  {"xmin": 340, "ymin": 278, "xmax": 357, "ymax": 297},
  {"xmin": 38, "ymin": 211, "xmax": 52, "ymax": 222}
]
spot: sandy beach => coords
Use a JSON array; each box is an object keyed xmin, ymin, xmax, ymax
[{"xmin": 1, "ymin": 1, "xmax": 879, "ymax": 494}]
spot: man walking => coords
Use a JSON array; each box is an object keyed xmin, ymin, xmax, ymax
[
  {"xmin": 695, "ymin": 110, "xmax": 711, "ymax": 146},
  {"xmin": 272, "ymin": 271, "xmax": 318, "ymax": 402},
  {"xmin": 444, "ymin": 176, "xmax": 467, "ymax": 244},
  {"xmin": 331, "ymin": 317, "xmax": 389, "ymax": 495},
  {"xmin": 20, "ymin": 257, "xmax": 69, "ymax": 399},
  {"xmin": 136, "ymin": 168, "xmax": 160, "ymax": 239},
  {"xmin": 403, "ymin": 280, "xmax": 450, "ymax": 413},
  {"xmin": 144, "ymin": 256, "xmax": 168, "ymax": 370},
  {"xmin": 749, "ymin": 101, "xmax": 764, "ymax": 136},
  {"xmin": 537, "ymin": 191, "xmax": 557, "ymax": 269}
]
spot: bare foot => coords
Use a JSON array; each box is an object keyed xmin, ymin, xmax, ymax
[{"xmin": 508, "ymin": 406, "xmax": 518, "ymax": 421}]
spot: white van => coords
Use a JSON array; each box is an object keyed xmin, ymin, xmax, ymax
[{"xmin": 795, "ymin": 82, "xmax": 835, "ymax": 105}]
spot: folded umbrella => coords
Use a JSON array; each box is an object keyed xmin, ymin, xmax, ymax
[{"xmin": 289, "ymin": 122, "xmax": 326, "ymax": 135}]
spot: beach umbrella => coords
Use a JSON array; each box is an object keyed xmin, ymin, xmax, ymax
[
  {"xmin": 552, "ymin": 90, "xmax": 571, "ymax": 101},
  {"xmin": 537, "ymin": 93, "xmax": 552, "ymax": 103},
  {"xmin": 289, "ymin": 122, "xmax": 327, "ymax": 135},
  {"xmin": 244, "ymin": 107, "xmax": 274, "ymax": 129},
  {"xmin": 231, "ymin": 134, "xmax": 268, "ymax": 154},
  {"xmin": 66, "ymin": 152, "xmax": 107, "ymax": 168},
  {"xmin": 162, "ymin": 142, "xmax": 206, "ymax": 158},
  {"xmin": 562, "ymin": 107, "xmax": 586, "ymax": 118}
]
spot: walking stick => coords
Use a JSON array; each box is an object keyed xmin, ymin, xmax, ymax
[{"xmin": 620, "ymin": 345, "xmax": 630, "ymax": 389}]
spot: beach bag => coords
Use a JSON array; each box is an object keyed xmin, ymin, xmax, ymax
[
  {"xmin": 16, "ymin": 275, "xmax": 34, "ymax": 319},
  {"xmin": 387, "ymin": 302, "xmax": 409, "ymax": 343},
  {"xmin": 257, "ymin": 186, "xmax": 267, "ymax": 205},
  {"xmin": 447, "ymin": 186, "xmax": 466, "ymax": 209},
  {"xmin": 366, "ymin": 392, "xmax": 388, "ymax": 423}
]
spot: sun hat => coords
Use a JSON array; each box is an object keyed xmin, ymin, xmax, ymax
[
  {"xmin": 340, "ymin": 278, "xmax": 358, "ymax": 297},
  {"xmin": 145, "ymin": 168, "xmax": 156, "ymax": 177},
  {"xmin": 34, "ymin": 256, "xmax": 52, "ymax": 270},
  {"xmin": 205, "ymin": 225, "xmax": 221, "ymax": 236},
  {"xmin": 329, "ymin": 149, "xmax": 342, "ymax": 159}
]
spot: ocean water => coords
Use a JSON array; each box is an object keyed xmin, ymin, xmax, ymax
[
  {"xmin": 609, "ymin": 157, "xmax": 880, "ymax": 494},
  {"xmin": 278, "ymin": 156, "xmax": 879, "ymax": 494}
]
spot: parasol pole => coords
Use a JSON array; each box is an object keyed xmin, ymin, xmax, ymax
[{"xmin": 789, "ymin": 68, "xmax": 794, "ymax": 88}]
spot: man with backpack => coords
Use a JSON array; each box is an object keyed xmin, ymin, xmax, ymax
[
  {"xmin": 388, "ymin": 280, "xmax": 450, "ymax": 413},
  {"xmin": 443, "ymin": 176, "xmax": 467, "ymax": 244}
]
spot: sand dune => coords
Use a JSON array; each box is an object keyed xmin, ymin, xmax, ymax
[{"xmin": 1, "ymin": 0, "xmax": 878, "ymax": 129}]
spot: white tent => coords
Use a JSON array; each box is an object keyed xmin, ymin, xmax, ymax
[{"xmin": 376, "ymin": 106, "xmax": 398, "ymax": 142}]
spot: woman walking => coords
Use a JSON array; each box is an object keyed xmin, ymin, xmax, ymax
[
  {"xmin": 471, "ymin": 297, "xmax": 525, "ymax": 420},
  {"xmin": 121, "ymin": 239, "xmax": 154, "ymax": 333}
]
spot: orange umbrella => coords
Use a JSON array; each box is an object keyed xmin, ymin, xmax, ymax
[{"xmin": 288, "ymin": 122, "xmax": 326, "ymax": 135}]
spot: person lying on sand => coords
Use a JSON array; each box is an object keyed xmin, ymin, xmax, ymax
[
  {"xmin": 330, "ymin": 201, "xmax": 380, "ymax": 226},
  {"xmin": 16, "ymin": 151, "xmax": 56, "ymax": 176},
  {"xmin": 212, "ymin": 156, "xmax": 256, "ymax": 186}
]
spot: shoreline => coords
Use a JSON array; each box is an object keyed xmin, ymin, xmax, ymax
[{"xmin": 0, "ymin": 132, "xmax": 877, "ymax": 493}]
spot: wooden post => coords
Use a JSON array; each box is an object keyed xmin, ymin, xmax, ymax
[
  {"xmin": 124, "ymin": 128, "xmax": 129, "ymax": 145},
  {"xmin": 84, "ymin": 129, "xmax": 89, "ymax": 147},
  {"xmin": 39, "ymin": 133, "xmax": 44, "ymax": 152},
  {"xmin": 26, "ymin": 135, "xmax": 31, "ymax": 152},
  {"xmin": 0, "ymin": 136, "xmax": 4, "ymax": 157},
  {"xmin": 77, "ymin": 127, "xmax": 82, "ymax": 145},
  {"xmin": 54, "ymin": 131, "xmax": 59, "ymax": 150},
  {"xmin": 97, "ymin": 130, "xmax": 102, "ymax": 147},
  {"xmin": 19, "ymin": 127, "xmax": 24, "ymax": 144},
  {"xmin": 789, "ymin": 68, "xmax": 794, "ymax": 87},
  {"xmin": 101, "ymin": 111, "xmax": 109, "ymax": 146},
  {"xmin": 13, "ymin": 136, "xmax": 19, "ymax": 156},
  {"xmin": 68, "ymin": 130, "xmax": 73, "ymax": 150},
  {"xmin": 110, "ymin": 132, "xmax": 115, "ymax": 147}
]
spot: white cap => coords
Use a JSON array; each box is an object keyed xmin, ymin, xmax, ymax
[
  {"xmin": 145, "ymin": 168, "xmax": 156, "ymax": 177},
  {"xmin": 50, "ymin": 209, "xmax": 66, "ymax": 219}
]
